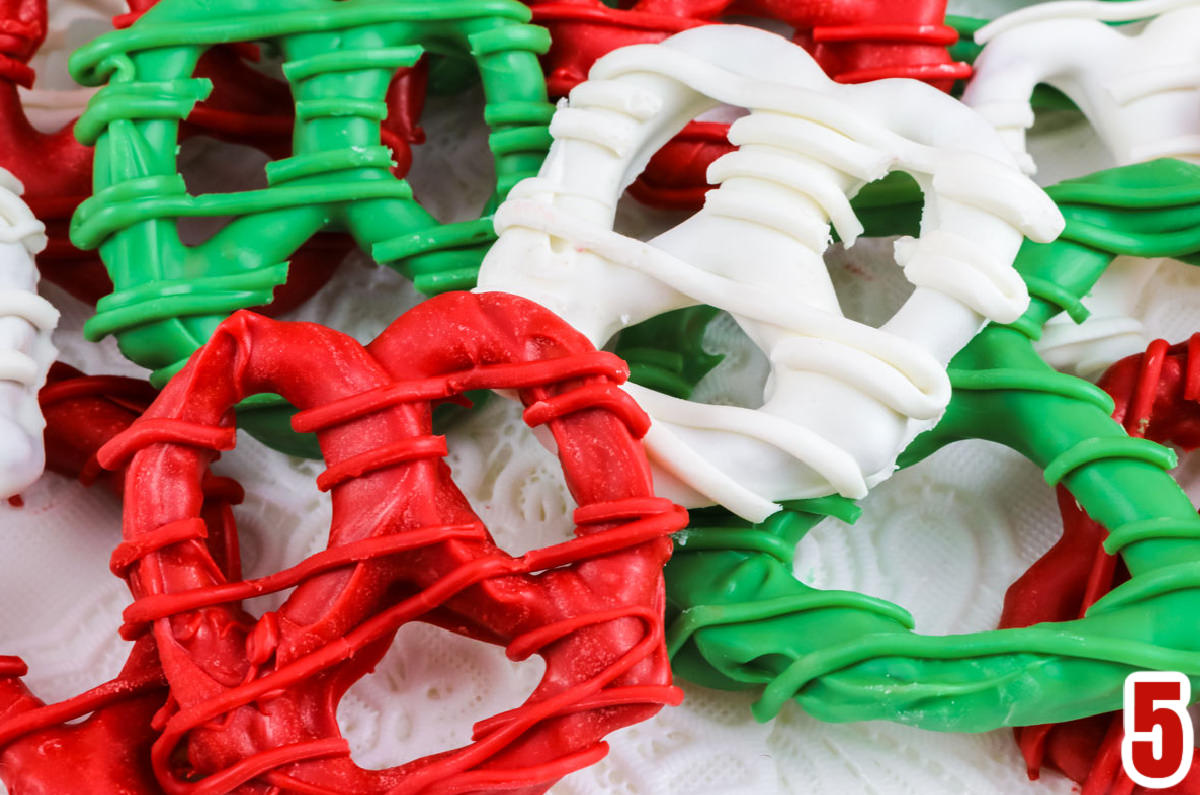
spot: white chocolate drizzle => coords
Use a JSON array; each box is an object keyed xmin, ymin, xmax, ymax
[
  {"xmin": 479, "ymin": 25, "xmax": 1063, "ymax": 521},
  {"xmin": 965, "ymin": 1, "xmax": 1200, "ymax": 378},
  {"xmin": 0, "ymin": 167, "xmax": 57, "ymax": 499}
]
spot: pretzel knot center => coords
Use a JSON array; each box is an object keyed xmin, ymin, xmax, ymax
[{"xmin": 87, "ymin": 292, "xmax": 685, "ymax": 794}]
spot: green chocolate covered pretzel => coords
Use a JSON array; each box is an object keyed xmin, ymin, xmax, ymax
[
  {"xmin": 67, "ymin": 0, "xmax": 552, "ymax": 455},
  {"xmin": 666, "ymin": 158, "xmax": 1200, "ymax": 730}
]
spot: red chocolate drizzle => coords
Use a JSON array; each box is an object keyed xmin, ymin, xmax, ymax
[{"xmin": 0, "ymin": 292, "xmax": 685, "ymax": 794}]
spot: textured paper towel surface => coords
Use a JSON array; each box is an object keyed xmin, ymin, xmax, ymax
[{"xmin": 3, "ymin": 1, "xmax": 1199, "ymax": 792}]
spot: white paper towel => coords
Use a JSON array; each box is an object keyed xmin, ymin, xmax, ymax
[{"xmin": 4, "ymin": 0, "xmax": 1199, "ymax": 792}]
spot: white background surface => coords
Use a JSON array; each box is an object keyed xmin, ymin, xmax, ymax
[{"xmin": 4, "ymin": 0, "xmax": 1200, "ymax": 792}]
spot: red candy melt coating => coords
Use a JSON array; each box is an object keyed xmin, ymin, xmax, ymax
[
  {"xmin": 39, "ymin": 362, "xmax": 159, "ymax": 490},
  {"xmin": 1001, "ymin": 334, "xmax": 1200, "ymax": 795},
  {"xmin": 0, "ymin": 365, "xmax": 237, "ymax": 795},
  {"xmin": 526, "ymin": 0, "xmax": 967, "ymax": 209},
  {"xmin": 0, "ymin": 0, "xmax": 426, "ymax": 310},
  {"xmin": 0, "ymin": 293, "xmax": 685, "ymax": 794}
]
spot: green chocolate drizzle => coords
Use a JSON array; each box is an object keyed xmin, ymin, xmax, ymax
[
  {"xmin": 68, "ymin": 0, "xmax": 553, "ymax": 455},
  {"xmin": 664, "ymin": 158, "xmax": 1200, "ymax": 730}
]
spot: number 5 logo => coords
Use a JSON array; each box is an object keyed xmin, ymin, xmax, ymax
[{"xmin": 1123, "ymin": 672, "xmax": 1194, "ymax": 788}]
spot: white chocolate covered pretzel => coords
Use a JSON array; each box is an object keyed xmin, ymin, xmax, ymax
[
  {"xmin": 478, "ymin": 25, "xmax": 1062, "ymax": 522},
  {"xmin": 0, "ymin": 168, "xmax": 56, "ymax": 498},
  {"xmin": 966, "ymin": 0, "xmax": 1200, "ymax": 377}
]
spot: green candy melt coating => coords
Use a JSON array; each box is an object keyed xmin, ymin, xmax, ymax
[
  {"xmin": 68, "ymin": 0, "xmax": 552, "ymax": 456},
  {"xmin": 665, "ymin": 158, "xmax": 1200, "ymax": 730},
  {"xmin": 616, "ymin": 306, "xmax": 725, "ymax": 400}
]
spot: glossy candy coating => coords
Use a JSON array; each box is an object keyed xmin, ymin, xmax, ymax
[
  {"xmin": 67, "ymin": 0, "xmax": 554, "ymax": 456},
  {"xmin": 1001, "ymin": 335, "xmax": 1200, "ymax": 794},
  {"xmin": 654, "ymin": 3, "xmax": 1200, "ymax": 736},
  {"xmin": 479, "ymin": 24, "xmax": 1061, "ymax": 523},
  {"xmin": 526, "ymin": 0, "xmax": 970, "ymax": 209},
  {"xmin": 0, "ymin": 0, "xmax": 94, "ymax": 300},
  {"xmin": 0, "ymin": 167, "xmax": 56, "ymax": 500},
  {"xmin": 1, "ymin": 291, "xmax": 685, "ymax": 793},
  {"xmin": 0, "ymin": 365, "xmax": 176, "ymax": 793},
  {"xmin": 38, "ymin": 361, "xmax": 159, "ymax": 491},
  {"xmin": 665, "ymin": 157, "xmax": 1200, "ymax": 734},
  {"xmin": 965, "ymin": 0, "xmax": 1200, "ymax": 379},
  {"xmin": 0, "ymin": 0, "xmax": 421, "ymax": 312}
]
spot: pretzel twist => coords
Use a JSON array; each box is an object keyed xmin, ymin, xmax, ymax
[
  {"xmin": 0, "ymin": 0, "xmax": 409, "ymax": 310},
  {"xmin": 659, "ymin": 157, "xmax": 1200, "ymax": 734},
  {"xmin": 965, "ymin": 0, "xmax": 1200, "ymax": 378},
  {"xmin": 64, "ymin": 0, "xmax": 553, "ymax": 457},
  {"xmin": 480, "ymin": 25, "xmax": 1061, "ymax": 521},
  {"xmin": 0, "ymin": 365, "xmax": 208, "ymax": 793},
  {"xmin": 0, "ymin": 292, "xmax": 686, "ymax": 793},
  {"xmin": 1001, "ymin": 333, "xmax": 1200, "ymax": 792}
]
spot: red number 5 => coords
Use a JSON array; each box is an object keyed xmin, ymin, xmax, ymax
[{"xmin": 1123, "ymin": 672, "xmax": 1194, "ymax": 788}]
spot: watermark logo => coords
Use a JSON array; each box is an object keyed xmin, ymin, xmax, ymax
[{"xmin": 1122, "ymin": 672, "xmax": 1193, "ymax": 788}]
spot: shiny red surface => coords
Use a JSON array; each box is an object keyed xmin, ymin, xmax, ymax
[{"xmin": 0, "ymin": 293, "xmax": 685, "ymax": 794}]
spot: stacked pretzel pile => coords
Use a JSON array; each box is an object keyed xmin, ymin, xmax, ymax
[{"xmin": 3, "ymin": 0, "xmax": 1200, "ymax": 793}]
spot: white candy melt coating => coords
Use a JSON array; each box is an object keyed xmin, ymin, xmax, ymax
[
  {"xmin": 478, "ymin": 25, "xmax": 1063, "ymax": 522},
  {"xmin": 965, "ymin": 2, "xmax": 1200, "ymax": 377},
  {"xmin": 975, "ymin": 0, "xmax": 1200, "ymax": 41},
  {"xmin": 0, "ymin": 168, "xmax": 56, "ymax": 499}
]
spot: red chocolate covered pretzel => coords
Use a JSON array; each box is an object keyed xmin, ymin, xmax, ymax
[
  {"xmin": 38, "ymin": 361, "xmax": 157, "ymax": 490},
  {"xmin": 0, "ymin": 364, "xmax": 219, "ymax": 793},
  {"xmin": 1001, "ymin": 334, "xmax": 1200, "ymax": 795},
  {"xmin": 1, "ymin": 292, "xmax": 684, "ymax": 793}
]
